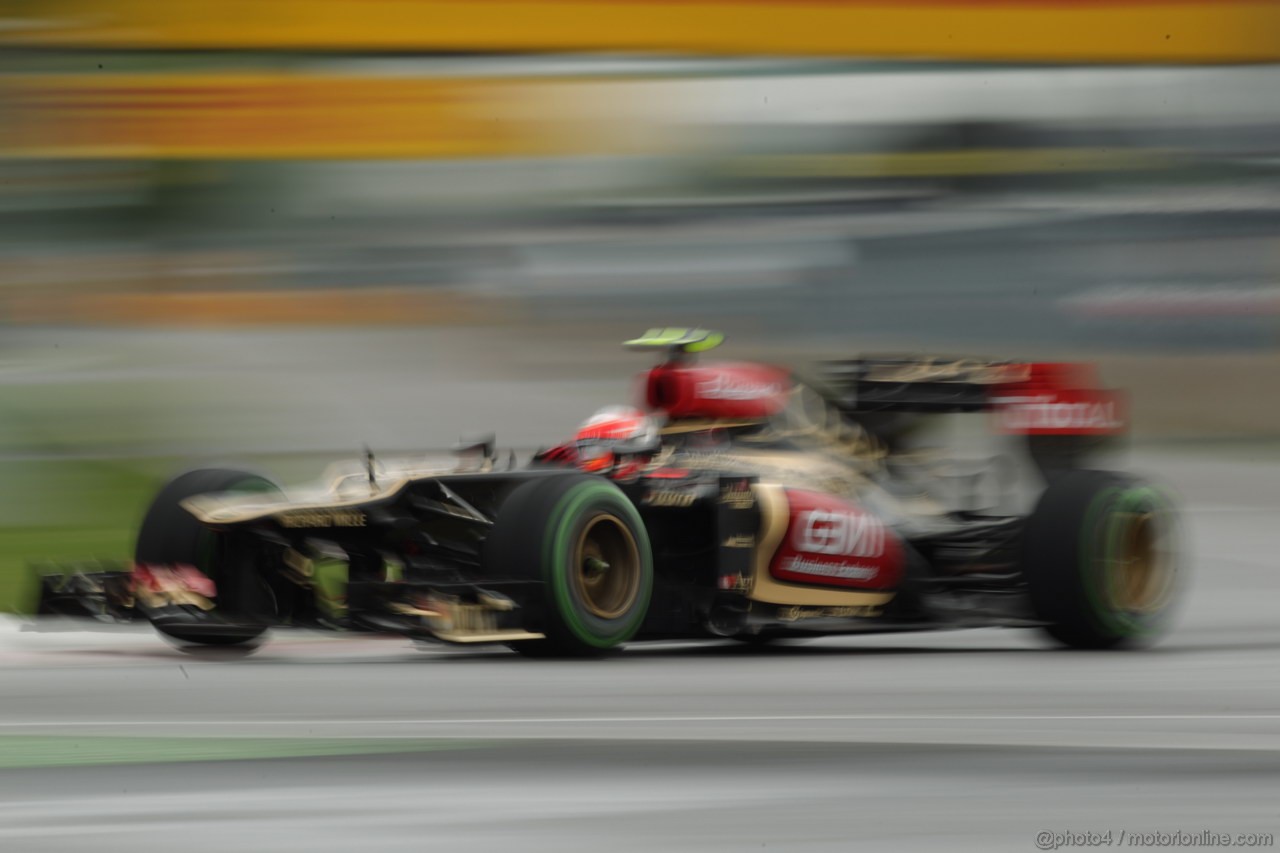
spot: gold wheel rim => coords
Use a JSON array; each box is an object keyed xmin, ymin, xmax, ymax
[
  {"xmin": 572, "ymin": 514, "xmax": 641, "ymax": 620},
  {"xmin": 1114, "ymin": 512, "xmax": 1170, "ymax": 612}
]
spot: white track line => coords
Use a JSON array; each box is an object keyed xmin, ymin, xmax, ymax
[{"xmin": 0, "ymin": 713, "xmax": 1278, "ymax": 728}]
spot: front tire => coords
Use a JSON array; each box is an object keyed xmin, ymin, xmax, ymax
[
  {"xmin": 486, "ymin": 474, "xmax": 653, "ymax": 658},
  {"xmin": 135, "ymin": 468, "xmax": 281, "ymax": 648},
  {"xmin": 1022, "ymin": 470, "xmax": 1181, "ymax": 649}
]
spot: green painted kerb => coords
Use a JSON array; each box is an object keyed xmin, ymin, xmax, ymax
[{"xmin": 0, "ymin": 736, "xmax": 483, "ymax": 770}]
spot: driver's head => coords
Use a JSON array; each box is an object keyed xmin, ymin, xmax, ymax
[{"xmin": 574, "ymin": 406, "xmax": 656, "ymax": 473}]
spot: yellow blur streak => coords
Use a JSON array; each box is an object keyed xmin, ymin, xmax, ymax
[
  {"xmin": 6, "ymin": 0, "xmax": 1280, "ymax": 62},
  {"xmin": 4, "ymin": 288, "xmax": 481, "ymax": 327},
  {"xmin": 0, "ymin": 73, "xmax": 1196, "ymax": 169},
  {"xmin": 0, "ymin": 75, "xmax": 558, "ymax": 159}
]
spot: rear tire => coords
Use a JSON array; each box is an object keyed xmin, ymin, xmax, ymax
[
  {"xmin": 1022, "ymin": 470, "xmax": 1181, "ymax": 649},
  {"xmin": 135, "ymin": 468, "xmax": 281, "ymax": 648},
  {"xmin": 486, "ymin": 474, "xmax": 653, "ymax": 658}
]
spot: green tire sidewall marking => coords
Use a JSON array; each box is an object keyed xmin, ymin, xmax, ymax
[
  {"xmin": 1079, "ymin": 483, "xmax": 1174, "ymax": 638},
  {"xmin": 1078, "ymin": 485, "xmax": 1121, "ymax": 635},
  {"xmin": 543, "ymin": 481, "xmax": 653, "ymax": 648}
]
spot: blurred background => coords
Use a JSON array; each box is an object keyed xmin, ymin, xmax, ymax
[
  {"xmin": 1, "ymin": 1, "xmax": 1279, "ymax": 610},
  {"xmin": 3, "ymin": 6, "xmax": 1280, "ymax": 851}
]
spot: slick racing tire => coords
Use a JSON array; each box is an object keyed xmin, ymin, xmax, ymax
[
  {"xmin": 135, "ymin": 468, "xmax": 282, "ymax": 648},
  {"xmin": 1022, "ymin": 470, "xmax": 1181, "ymax": 650},
  {"xmin": 487, "ymin": 474, "xmax": 653, "ymax": 658}
]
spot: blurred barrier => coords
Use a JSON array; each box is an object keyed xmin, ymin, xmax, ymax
[
  {"xmin": 4, "ymin": 288, "xmax": 484, "ymax": 326},
  {"xmin": 5, "ymin": 0, "xmax": 1280, "ymax": 62},
  {"xmin": 0, "ymin": 68, "xmax": 1256, "ymax": 165},
  {"xmin": 727, "ymin": 149, "xmax": 1182, "ymax": 179}
]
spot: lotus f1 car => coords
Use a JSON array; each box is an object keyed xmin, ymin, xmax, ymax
[{"xmin": 36, "ymin": 329, "xmax": 1181, "ymax": 655}]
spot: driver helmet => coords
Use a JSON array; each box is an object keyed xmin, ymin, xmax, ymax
[{"xmin": 574, "ymin": 406, "xmax": 657, "ymax": 473}]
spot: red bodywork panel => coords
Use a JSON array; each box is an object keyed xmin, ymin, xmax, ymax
[
  {"xmin": 643, "ymin": 362, "xmax": 791, "ymax": 420},
  {"xmin": 770, "ymin": 489, "xmax": 905, "ymax": 591},
  {"xmin": 990, "ymin": 362, "xmax": 1128, "ymax": 436}
]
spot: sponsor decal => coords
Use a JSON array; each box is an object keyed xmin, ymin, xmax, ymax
[
  {"xmin": 646, "ymin": 363, "xmax": 791, "ymax": 420},
  {"xmin": 780, "ymin": 554, "xmax": 877, "ymax": 581},
  {"xmin": 644, "ymin": 490, "xmax": 696, "ymax": 508},
  {"xmin": 791, "ymin": 508, "xmax": 886, "ymax": 559},
  {"xmin": 992, "ymin": 389, "xmax": 1126, "ymax": 435},
  {"xmin": 696, "ymin": 374, "xmax": 784, "ymax": 402},
  {"xmin": 276, "ymin": 509, "xmax": 368, "ymax": 528},
  {"xmin": 770, "ymin": 490, "xmax": 903, "ymax": 591},
  {"xmin": 717, "ymin": 573, "xmax": 750, "ymax": 591},
  {"xmin": 721, "ymin": 534, "xmax": 755, "ymax": 549},
  {"xmin": 719, "ymin": 479, "xmax": 756, "ymax": 509},
  {"xmin": 778, "ymin": 604, "xmax": 883, "ymax": 622}
]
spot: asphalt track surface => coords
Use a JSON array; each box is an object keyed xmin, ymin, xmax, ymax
[{"xmin": 2, "ymin": 449, "xmax": 1279, "ymax": 852}]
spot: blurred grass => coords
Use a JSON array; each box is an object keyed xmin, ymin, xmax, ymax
[
  {"xmin": 0, "ymin": 459, "xmax": 157, "ymax": 613},
  {"xmin": 0, "ymin": 377, "xmax": 258, "ymax": 456},
  {"xmin": 0, "ymin": 454, "xmax": 348, "ymax": 614}
]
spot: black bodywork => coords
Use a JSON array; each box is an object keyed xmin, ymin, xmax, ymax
[{"xmin": 39, "ymin": 438, "xmax": 1037, "ymax": 646}]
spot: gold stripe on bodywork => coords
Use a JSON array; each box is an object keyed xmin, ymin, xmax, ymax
[
  {"xmin": 748, "ymin": 483, "xmax": 896, "ymax": 608},
  {"xmin": 432, "ymin": 631, "xmax": 547, "ymax": 644},
  {"xmin": 659, "ymin": 418, "xmax": 766, "ymax": 435},
  {"xmin": 181, "ymin": 478, "xmax": 411, "ymax": 525}
]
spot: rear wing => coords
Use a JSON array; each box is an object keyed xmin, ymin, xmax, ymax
[
  {"xmin": 813, "ymin": 356, "xmax": 1127, "ymax": 435},
  {"xmin": 815, "ymin": 357, "xmax": 1022, "ymax": 414}
]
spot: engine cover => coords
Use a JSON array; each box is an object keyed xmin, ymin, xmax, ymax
[{"xmin": 643, "ymin": 362, "xmax": 791, "ymax": 421}]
